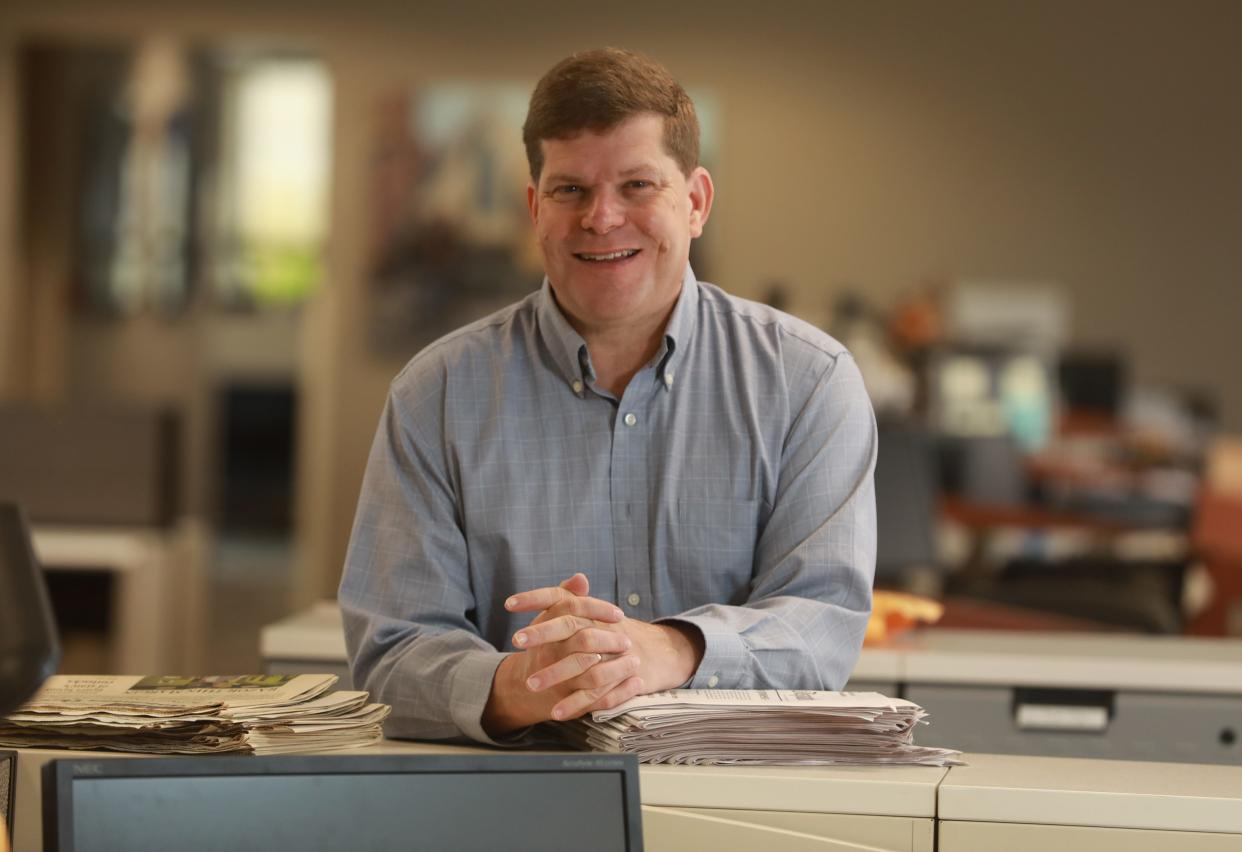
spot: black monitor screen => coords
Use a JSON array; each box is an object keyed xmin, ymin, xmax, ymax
[
  {"xmin": 44, "ymin": 753, "xmax": 642, "ymax": 852},
  {"xmin": 0, "ymin": 502, "xmax": 59, "ymax": 715}
]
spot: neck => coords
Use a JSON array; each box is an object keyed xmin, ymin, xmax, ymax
[{"xmin": 586, "ymin": 319, "xmax": 667, "ymax": 397}]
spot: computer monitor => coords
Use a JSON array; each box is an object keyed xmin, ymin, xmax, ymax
[
  {"xmin": 874, "ymin": 420, "xmax": 937, "ymax": 580},
  {"xmin": 0, "ymin": 502, "xmax": 60, "ymax": 716},
  {"xmin": 43, "ymin": 753, "xmax": 644, "ymax": 852}
]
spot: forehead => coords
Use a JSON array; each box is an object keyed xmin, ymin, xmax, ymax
[{"xmin": 538, "ymin": 113, "xmax": 674, "ymax": 179}]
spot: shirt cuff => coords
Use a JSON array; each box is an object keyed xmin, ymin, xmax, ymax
[
  {"xmin": 448, "ymin": 648, "xmax": 534, "ymax": 746},
  {"xmin": 654, "ymin": 615, "xmax": 746, "ymax": 689}
]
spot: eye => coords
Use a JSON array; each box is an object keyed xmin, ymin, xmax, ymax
[
  {"xmin": 551, "ymin": 184, "xmax": 582, "ymax": 198},
  {"xmin": 626, "ymin": 179, "xmax": 653, "ymax": 190}
]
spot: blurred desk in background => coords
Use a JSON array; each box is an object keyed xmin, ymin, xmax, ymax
[
  {"xmin": 863, "ymin": 629, "xmax": 1242, "ymax": 765},
  {"xmin": 260, "ymin": 599, "xmax": 352, "ymax": 685},
  {"xmin": 32, "ymin": 522, "xmax": 207, "ymax": 675},
  {"xmin": 938, "ymin": 490, "xmax": 1189, "ymax": 634}
]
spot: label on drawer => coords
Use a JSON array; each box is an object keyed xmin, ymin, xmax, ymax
[{"xmin": 1015, "ymin": 703, "xmax": 1110, "ymax": 732}]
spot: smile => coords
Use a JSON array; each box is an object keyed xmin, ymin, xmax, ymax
[{"xmin": 573, "ymin": 249, "xmax": 640, "ymax": 262}]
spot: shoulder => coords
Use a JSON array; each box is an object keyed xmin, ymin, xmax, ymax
[
  {"xmin": 694, "ymin": 281, "xmax": 850, "ymax": 376},
  {"xmin": 389, "ymin": 291, "xmax": 540, "ymax": 402}
]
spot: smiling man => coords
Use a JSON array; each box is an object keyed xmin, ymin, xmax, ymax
[{"xmin": 339, "ymin": 48, "xmax": 878, "ymax": 743}]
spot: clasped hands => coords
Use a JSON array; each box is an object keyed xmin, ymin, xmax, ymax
[{"xmin": 481, "ymin": 573, "xmax": 703, "ymax": 736}]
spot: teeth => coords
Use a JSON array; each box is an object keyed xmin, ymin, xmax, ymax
[{"xmin": 578, "ymin": 249, "xmax": 638, "ymax": 261}]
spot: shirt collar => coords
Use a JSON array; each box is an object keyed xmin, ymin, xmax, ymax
[
  {"xmin": 657, "ymin": 264, "xmax": 700, "ymax": 381},
  {"xmin": 536, "ymin": 279, "xmax": 591, "ymax": 391},
  {"xmin": 535, "ymin": 264, "xmax": 701, "ymax": 393}
]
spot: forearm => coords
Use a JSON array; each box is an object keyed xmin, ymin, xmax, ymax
[
  {"xmin": 666, "ymin": 594, "xmax": 871, "ymax": 690},
  {"xmin": 343, "ymin": 607, "xmax": 511, "ymax": 744}
]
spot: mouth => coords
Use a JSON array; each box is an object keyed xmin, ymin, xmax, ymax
[{"xmin": 573, "ymin": 249, "xmax": 640, "ymax": 264}]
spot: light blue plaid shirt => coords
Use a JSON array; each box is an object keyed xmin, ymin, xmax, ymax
[{"xmin": 340, "ymin": 267, "xmax": 877, "ymax": 743}]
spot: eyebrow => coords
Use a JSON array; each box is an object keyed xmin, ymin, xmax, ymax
[
  {"xmin": 620, "ymin": 164, "xmax": 663, "ymax": 177},
  {"xmin": 542, "ymin": 164, "xmax": 666, "ymax": 186}
]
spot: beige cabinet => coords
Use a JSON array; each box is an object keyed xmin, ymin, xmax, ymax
[
  {"xmin": 639, "ymin": 762, "xmax": 944, "ymax": 852},
  {"xmin": 941, "ymin": 821, "xmax": 1242, "ymax": 852},
  {"xmin": 644, "ymin": 807, "xmax": 933, "ymax": 851},
  {"xmin": 938, "ymin": 753, "xmax": 1242, "ymax": 851}
]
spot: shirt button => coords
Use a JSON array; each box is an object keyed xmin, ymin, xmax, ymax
[
  {"xmin": 626, "ymin": 592, "xmax": 641, "ymax": 607},
  {"xmin": 707, "ymin": 675, "xmax": 720, "ymax": 688},
  {"xmin": 571, "ymin": 379, "xmax": 584, "ymax": 395},
  {"xmin": 663, "ymin": 371, "xmax": 674, "ymax": 387},
  {"xmin": 623, "ymin": 412, "xmax": 637, "ymax": 427}
]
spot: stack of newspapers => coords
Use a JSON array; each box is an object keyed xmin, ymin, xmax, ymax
[
  {"xmin": 0, "ymin": 674, "xmax": 389, "ymax": 755},
  {"xmin": 556, "ymin": 689, "xmax": 962, "ymax": 766}
]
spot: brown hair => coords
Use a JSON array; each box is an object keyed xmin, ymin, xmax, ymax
[{"xmin": 523, "ymin": 47, "xmax": 700, "ymax": 182}]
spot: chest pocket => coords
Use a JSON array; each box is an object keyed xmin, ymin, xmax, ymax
[{"xmin": 664, "ymin": 497, "xmax": 762, "ymax": 609}]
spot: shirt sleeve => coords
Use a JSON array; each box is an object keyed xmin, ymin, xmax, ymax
[
  {"xmin": 657, "ymin": 350, "xmax": 878, "ymax": 691},
  {"xmin": 338, "ymin": 378, "xmax": 516, "ymax": 745}
]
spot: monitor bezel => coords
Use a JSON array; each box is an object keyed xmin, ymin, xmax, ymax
[{"xmin": 43, "ymin": 752, "xmax": 643, "ymax": 852}]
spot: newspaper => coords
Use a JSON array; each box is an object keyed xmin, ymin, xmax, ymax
[
  {"xmin": 554, "ymin": 689, "xmax": 962, "ymax": 767},
  {"xmin": 0, "ymin": 674, "xmax": 390, "ymax": 756}
]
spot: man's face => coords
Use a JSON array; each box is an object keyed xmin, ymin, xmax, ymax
[{"xmin": 528, "ymin": 113, "xmax": 713, "ymax": 337}]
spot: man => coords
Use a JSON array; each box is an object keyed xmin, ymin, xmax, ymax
[{"xmin": 340, "ymin": 48, "xmax": 877, "ymax": 744}]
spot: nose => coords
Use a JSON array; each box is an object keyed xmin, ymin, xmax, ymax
[{"xmin": 581, "ymin": 189, "xmax": 625, "ymax": 234}]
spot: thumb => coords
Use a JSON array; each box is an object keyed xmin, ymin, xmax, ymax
[{"xmin": 559, "ymin": 572, "xmax": 590, "ymax": 597}]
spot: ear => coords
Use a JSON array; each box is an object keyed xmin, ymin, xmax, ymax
[
  {"xmin": 527, "ymin": 182, "xmax": 539, "ymax": 225},
  {"xmin": 686, "ymin": 166, "xmax": 714, "ymax": 239}
]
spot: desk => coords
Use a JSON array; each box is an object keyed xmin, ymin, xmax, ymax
[
  {"xmin": 262, "ymin": 607, "xmax": 1242, "ymax": 765},
  {"xmin": 939, "ymin": 752, "xmax": 1242, "ymax": 851},
  {"xmin": 15, "ymin": 743, "xmax": 1242, "ymax": 851},
  {"xmin": 32, "ymin": 521, "xmax": 207, "ymax": 675},
  {"xmin": 11, "ymin": 741, "xmax": 945, "ymax": 852},
  {"xmin": 882, "ymin": 629, "xmax": 1242, "ymax": 764}
]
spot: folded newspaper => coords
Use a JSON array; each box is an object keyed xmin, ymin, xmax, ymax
[
  {"xmin": 0, "ymin": 674, "xmax": 390, "ymax": 756},
  {"xmin": 554, "ymin": 689, "xmax": 962, "ymax": 766}
]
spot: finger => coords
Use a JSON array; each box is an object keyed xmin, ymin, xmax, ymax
[
  {"xmin": 502, "ymin": 573, "xmax": 588, "ymax": 617},
  {"xmin": 583, "ymin": 676, "xmax": 645, "ymax": 715},
  {"xmin": 574, "ymin": 653, "xmax": 641, "ymax": 689},
  {"xmin": 524, "ymin": 652, "xmax": 603, "ymax": 692},
  {"xmin": 512, "ymin": 613, "xmax": 593, "ymax": 648},
  {"xmin": 508, "ymin": 590, "xmax": 624, "ymax": 622},
  {"xmin": 560, "ymin": 572, "xmax": 590, "ymax": 597},
  {"xmin": 529, "ymin": 598, "xmax": 622, "ymax": 627},
  {"xmin": 542, "ymin": 594, "xmax": 626, "ymax": 623},
  {"xmin": 514, "ymin": 619, "xmax": 631, "ymax": 652},
  {"xmin": 552, "ymin": 674, "xmax": 644, "ymax": 722},
  {"xmin": 568, "ymin": 627, "xmax": 634, "ymax": 656},
  {"xmin": 504, "ymin": 585, "xmax": 578, "ymax": 614},
  {"xmin": 528, "ymin": 651, "xmax": 639, "ymax": 693}
]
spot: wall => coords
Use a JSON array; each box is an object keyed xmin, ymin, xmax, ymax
[{"xmin": 1, "ymin": 0, "xmax": 1239, "ymax": 601}]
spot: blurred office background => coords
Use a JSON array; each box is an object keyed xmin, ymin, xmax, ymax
[{"xmin": 0, "ymin": 0, "xmax": 1240, "ymax": 675}]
